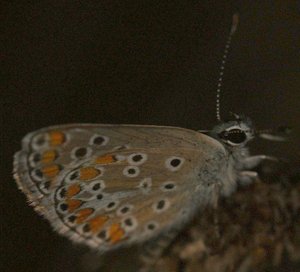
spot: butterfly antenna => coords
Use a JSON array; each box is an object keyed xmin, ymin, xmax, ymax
[{"xmin": 216, "ymin": 13, "xmax": 239, "ymax": 122}]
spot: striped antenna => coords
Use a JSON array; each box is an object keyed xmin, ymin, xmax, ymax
[{"xmin": 216, "ymin": 13, "xmax": 239, "ymax": 121}]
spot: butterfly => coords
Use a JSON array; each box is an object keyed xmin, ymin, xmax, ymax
[
  {"xmin": 12, "ymin": 14, "xmax": 285, "ymax": 270},
  {"xmin": 13, "ymin": 117, "xmax": 278, "ymax": 251}
]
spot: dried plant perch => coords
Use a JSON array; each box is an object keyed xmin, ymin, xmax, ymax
[{"xmin": 149, "ymin": 169, "xmax": 300, "ymax": 272}]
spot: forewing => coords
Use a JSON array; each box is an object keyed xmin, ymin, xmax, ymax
[{"xmin": 13, "ymin": 124, "xmax": 225, "ymax": 251}]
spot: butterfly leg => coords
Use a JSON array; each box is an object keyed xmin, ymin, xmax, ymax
[
  {"xmin": 241, "ymin": 155, "xmax": 278, "ymax": 169},
  {"xmin": 139, "ymin": 229, "xmax": 179, "ymax": 272},
  {"xmin": 238, "ymin": 170, "xmax": 258, "ymax": 185}
]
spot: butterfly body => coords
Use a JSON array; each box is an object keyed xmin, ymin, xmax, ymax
[{"xmin": 14, "ymin": 121, "xmax": 254, "ymax": 251}]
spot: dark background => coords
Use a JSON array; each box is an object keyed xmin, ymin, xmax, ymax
[{"xmin": 1, "ymin": 1, "xmax": 299, "ymax": 272}]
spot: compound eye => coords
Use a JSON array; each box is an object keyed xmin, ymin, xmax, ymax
[{"xmin": 219, "ymin": 129, "xmax": 247, "ymax": 145}]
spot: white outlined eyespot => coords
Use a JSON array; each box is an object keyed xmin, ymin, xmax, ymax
[
  {"xmin": 152, "ymin": 198, "xmax": 170, "ymax": 213},
  {"xmin": 145, "ymin": 221, "xmax": 159, "ymax": 233},
  {"xmin": 89, "ymin": 135, "xmax": 109, "ymax": 146},
  {"xmin": 71, "ymin": 146, "xmax": 92, "ymax": 160},
  {"xmin": 127, "ymin": 153, "xmax": 148, "ymax": 166},
  {"xmin": 123, "ymin": 166, "xmax": 140, "ymax": 178},
  {"xmin": 117, "ymin": 204, "xmax": 133, "ymax": 217},
  {"xmin": 165, "ymin": 156, "xmax": 185, "ymax": 171},
  {"xmin": 137, "ymin": 177, "xmax": 152, "ymax": 193},
  {"xmin": 122, "ymin": 216, "xmax": 138, "ymax": 232},
  {"xmin": 160, "ymin": 181, "xmax": 177, "ymax": 192}
]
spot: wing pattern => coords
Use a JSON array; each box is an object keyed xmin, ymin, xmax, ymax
[{"xmin": 14, "ymin": 124, "xmax": 226, "ymax": 251}]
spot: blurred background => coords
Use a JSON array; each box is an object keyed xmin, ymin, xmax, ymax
[{"xmin": 1, "ymin": 1, "xmax": 299, "ymax": 271}]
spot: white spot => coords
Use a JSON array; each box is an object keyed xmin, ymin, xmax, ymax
[
  {"xmin": 123, "ymin": 166, "xmax": 140, "ymax": 177},
  {"xmin": 94, "ymin": 165, "xmax": 105, "ymax": 176},
  {"xmin": 115, "ymin": 154, "xmax": 126, "ymax": 161},
  {"xmin": 122, "ymin": 216, "xmax": 138, "ymax": 232},
  {"xmin": 127, "ymin": 153, "xmax": 148, "ymax": 166},
  {"xmin": 112, "ymin": 144, "xmax": 130, "ymax": 151},
  {"xmin": 152, "ymin": 198, "xmax": 170, "ymax": 213},
  {"xmin": 165, "ymin": 156, "xmax": 185, "ymax": 171},
  {"xmin": 89, "ymin": 134, "xmax": 109, "ymax": 146},
  {"xmin": 137, "ymin": 177, "xmax": 152, "ymax": 193}
]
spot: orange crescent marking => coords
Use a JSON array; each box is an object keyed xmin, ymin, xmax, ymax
[
  {"xmin": 75, "ymin": 208, "xmax": 94, "ymax": 223},
  {"xmin": 41, "ymin": 164, "xmax": 60, "ymax": 178},
  {"xmin": 88, "ymin": 216, "xmax": 109, "ymax": 233},
  {"xmin": 79, "ymin": 167, "xmax": 101, "ymax": 181},
  {"xmin": 67, "ymin": 184, "xmax": 81, "ymax": 198},
  {"xmin": 109, "ymin": 223, "xmax": 125, "ymax": 244},
  {"xmin": 67, "ymin": 199, "xmax": 82, "ymax": 212},
  {"xmin": 95, "ymin": 155, "xmax": 117, "ymax": 165},
  {"xmin": 49, "ymin": 131, "xmax": 65, "ymax": 146},
  {"xmin": 42, "ymin": 150, "xmax": 57, "ymax": 164}
]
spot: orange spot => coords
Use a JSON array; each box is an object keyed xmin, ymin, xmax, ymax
[
  {"xmin": 79, "ymin": 167, "xmax": 100, "ymax": 181},
  {"xmin": 67, "ymin": 199, "xmax": 82, "ymax": 212},
  {"xmin": 67, "ymin": 184, "xmax": 81, "ymax": 197},
  {"xmin": 49, "ymin": 131, "xmax": 65, "ymax": 146},
  {"xmin": 41, "ymin": 150, "xmax": 57, "ymax": 163},
  {"xmin": 41, "ymin": 164, "xmax": 61, "ymax": 178},
  {"xmin": 88, "ymin": 215, "xmax": 108, "ymax": 233},
  {"xmin": 109, "ymin": 223, "xmax": 125, "ymax": 244},
  {"xmin": 95, "ymin": 155, "xmax": 117, "ymax": 165},
  {"xmin": 75, "ymin": 208, "xmax": 94, "ymax": 223}
]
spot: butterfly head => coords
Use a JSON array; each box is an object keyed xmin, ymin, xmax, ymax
[{"xmin": 210, "ymin": 114, "xmax": 255, "ymax": 147}]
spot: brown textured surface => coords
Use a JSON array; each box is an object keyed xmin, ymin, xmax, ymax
[{"xmin": 151, "ymin": 167, "xmax": 300, "ymax": 271}]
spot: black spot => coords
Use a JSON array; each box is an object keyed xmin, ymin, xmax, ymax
[
  {"xmin": 164, "ymin": 183, "xmax": 175, "ymax": 190},
  {"xmin": 96, "ymin": 194, "xmax": 103, "ymax": 200},
  {"xmin": 59, "ymin": 188, "xmax": 66, "ymax": 198},
  {"xmin": 83, "ymin": 224, "xmax": 90, "ymax": 233},
  {"xmin": 142, "ymin": 182, "xmax": 149, "ymax": 188},
  {"xmin": 34, "ymin": 169, "xmax": 43, "ymax": 178},
  {"xmin": 44, "ymin": 181, "xmax": 51, "ymax": 190},
  {"xmin": 36, "ymin": 136, "xmax": 45, "ymax": 146},
  {"xmin": 170, "ymin": 159, "xmax": 181, "ymax": 167},
  {"xmin": 69, "ymin": 171, "xmax": 79, "ymax": 180},
  {"xmin": 92, "ymin": 183, "xmax": 101, "ymax": 191},
  {"xmin": 60, "ymin": 203, "xmax": 68, "ymax": 211},
  {"xmin": 132, "ymin": 154, "xmax": 143, "ymax": 162},
  {"xmin": 124, "ymin": 218, "xmax": 133, "ymax": 226},
  {"xmin": 147, "ymin": 223, "xmax": 156, "ymax": 230},
  {"xmin": 157, "ymin": 200, "xmax": 165, "ymax": 210},
  {"xmin": 97, "ymin": 230, "xmax": 106, "ymax": 239},
  {"xmin": 93, "ymin": 136, "xmax": 105, "ymax": 145},
  {"xmin": 128, "ymin": 168, "xmax": 136, "ymax": 175},
  {"xmin": 107, "ymin": 202, "xmax": 115, "ymax": 208},
  {"xmin": 120, "ymin": 206, "xmax": 129, "ymax": 214},
  {"xmin": 33, "ymin": 153, "xmax": 41, "ymax": 162},
  {"xmin": 68, "ymin": 215, "xmax": 76, "ymax": 223},
  {"xmin": 74, "ymin": 147, "xmax": 87, "ymax": 158}
]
